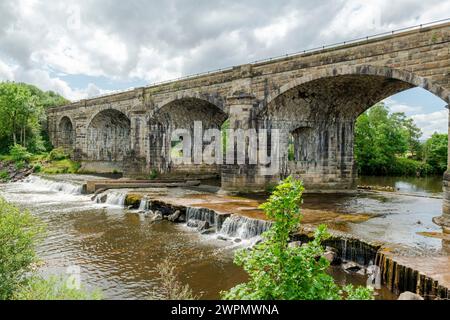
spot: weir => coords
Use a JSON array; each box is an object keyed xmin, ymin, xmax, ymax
[{"xmin": 9, "ymin": 175, "xmax": 450, "ymax": 299}]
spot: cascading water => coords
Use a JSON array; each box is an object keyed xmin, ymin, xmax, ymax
[
  {"xmin": 186, "ymin": 207, "xmax": 216, "ymax": 226},
  {"xmin": 104, "ymin": 192, "xmax": 127, "ymax": 207},
  {"xmin": 219, "ymin": 215, "xmax": 273, "ymax": 240},
  {"xmin": 138, "ymin": 198, "xmax": 150, "ymax": 211},
  {"xmin": 25, "ymin": 175, "xmax": 83, "ymax": 194}
]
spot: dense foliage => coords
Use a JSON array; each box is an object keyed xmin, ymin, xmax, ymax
[
  {"xmin": 222, "ymin": 177, "xmax": 373, "ymax": 300},
  {"xmin": 12, "ymin": 276, "xmax": 102, "ymax": 300},
  {"xmin": 0, "ymin": 82, "xmax": 68, "ymax": 154},
  {"xmin": 0, "ymin": 198, "xmax": 44, "ymax": 300},
  {"xmin": 355, "ymin": 103, "xmax": 447, "ymax": 176},
  {"xmin": 0, "ymin": 197, "xmax": 100, "ymax": 300}
]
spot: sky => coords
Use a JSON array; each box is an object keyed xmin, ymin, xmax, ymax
[{"xmin": 0, "ymin": 0, "xmax": 448, "ymax": 139}]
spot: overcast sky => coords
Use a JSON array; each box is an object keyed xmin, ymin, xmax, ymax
[{"xmin": 0, "ymin": 0, "xmax": 448, "ymax": 138}]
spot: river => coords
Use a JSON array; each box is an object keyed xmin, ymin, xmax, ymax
[{"xmin": 0, "ymin": 175, "xmax": 445, "ymax": 300}]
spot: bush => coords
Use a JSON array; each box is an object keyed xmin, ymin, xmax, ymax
[
  {"xmin": 222, "ymin": 177, "xmax": 373, "ymax": 300},
  {"xmin": 0, "ymin": 170, "xmax": 9, "ymax": 182},
  {"xmin": 390, "ymin": 158, "xmax": 434, "ymax": 177},
  {"xmin": 48, "ymin": 148, "xmax": 69, "ymax": 161},
  {"xmin": 149, "ymin": 169, "xmax": 159, "ymax": 180},
  {"xmin": 0, "ymin": 198, "xmax": 45, "ymax": 300},
  {"xmin": 9, "ymin": 144, "xmax": 32, "ymax": 163},
  {"xmin": 13, "ymin": 276, "xmax": 102, "ymax": 300},
  {"xmin": 33, "ymin": 163, "xmax": 42, "ymax": 173}
]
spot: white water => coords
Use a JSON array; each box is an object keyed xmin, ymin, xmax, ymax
[
  {"xmin": 25, "ymin": 175, "xmax": 83, "ymax": 194},
  {"xmin": 186, "ymin": 207, "xmax": 216, "ymax": 226},
  {"xmin": 138, "ymin": 199, "xmax": 150, "ymax": 211},
  {"xmin": 104, "ymin": 192, "xmax": 126, "ymax": 207},
  {"xmin": 16, "ymin": 175, "xmax": 272, "ymax": 242},
  {"xmin": 219, "ymin": 215, "xmax": 273, "ymax": 240}
]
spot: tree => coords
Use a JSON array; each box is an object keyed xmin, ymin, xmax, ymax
[
  {"xmin": 0, "ymin": 82, "xmax": 68, "ymax": 154},
  {"xmin": 222, "ymin": 177, "xmax": 373, "ymax": 300},
  {"xmin": 355, "ymin": 103, "xmax": 410, "ymax": 175},
  {"xmin": 424, "ymin": 133, "xmax": 448, "ymax": 174},
  {"xmin": 0, "ymin": 82, "xmax": 32, "ymax": 146}
]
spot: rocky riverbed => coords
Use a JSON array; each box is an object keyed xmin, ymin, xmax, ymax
[{"xmin": 0, "ymin": 160, "xmax": 34, "ymax": 182}]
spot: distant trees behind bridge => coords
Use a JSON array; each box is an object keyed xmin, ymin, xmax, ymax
[{"xmin": 355, "ymin": 103, "xmax": 448, "ymax": 177}]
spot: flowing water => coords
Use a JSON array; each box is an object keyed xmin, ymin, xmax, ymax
[{"xmin": 0, "ymin": 175, "xmax": 445, "ymax": 300}]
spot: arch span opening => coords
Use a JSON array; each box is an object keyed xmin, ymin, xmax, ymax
[
  {"xmin": 150, "ymin": 97, "xmax": 228, "ymax": 177},
  {"xmin": 259, "ymin": 67, "xmax": 448, "ymax": 192},
  {"xmin": 58, "ymin": 116, "xmax": 75, "ymax": 152},
  {"xmin": 87, "ymin": 109, "xmax": 131, "ymax": 163}
]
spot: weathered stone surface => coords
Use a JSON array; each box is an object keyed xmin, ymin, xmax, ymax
[{"xmin": 47, "ymin": 23, "xmax": 450, "ymax": 200}]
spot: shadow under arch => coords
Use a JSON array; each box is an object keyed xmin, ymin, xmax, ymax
[
  {"xmin": 86, "ymin": 109, "xmax": 131, "ymax": 164},
  {"xmin": 149, "ymin": 97, "xmax": 228, "ymax": 176},
  {"xmin": 58, "ymin": 116, "xmax": 75, "ymax": 152}
]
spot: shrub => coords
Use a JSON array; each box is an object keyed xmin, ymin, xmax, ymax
[
  {"xmin": 48, "ymin": 148, "xmax": 69, "ymax": 161},
  {"xmin": 13, "ymin": 276, "xmax": 102, "ymax": 300},
  {"xmin": 15, "ymin": 161, "xmax": 25, "ymax": 170},
  {"xmin": 152, "ymin": 259, "xmax": 196, "ymax": 300},
  {"xmin": 0, "ymin": 170, "xmax": 9, "ymax": 182},
  {"xmin": 33, "ymin": 164, "xmax": 42, "ymax": 173},
  {"xmin": 149, "ymin": 169, "xmax": 159, "ymax": 180},
  {"xmin": 0, "ymin": 198, "xmax": 45, "ymax": 300},
  {"xmin": 222, "ymin": 176, "xmax": 373, "ymax": 300},
  {"xmin": 9, "ymin": 144, "xmax": 32, "ymax": 163}
]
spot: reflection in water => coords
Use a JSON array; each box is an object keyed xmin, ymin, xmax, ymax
[{"xmin": 358, "ymin": 175, "xmax": 443, "ymax": 196}]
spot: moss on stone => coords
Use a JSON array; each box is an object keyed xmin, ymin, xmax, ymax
[{"xmin": 125, "ymin": 194, "xmax": 142, "ymax": 208}]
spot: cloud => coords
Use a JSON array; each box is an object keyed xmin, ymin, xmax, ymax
[
  {"xmin": 384, "ymin": 98, "xmax": 423, "ymax": 114},
  {"xmin": 0, "ymin": 0, "xmax": 449, "ymax": 103},
  {"xmin": 412, "ymin": 110, "xmax": 448, "ymax": 139}
]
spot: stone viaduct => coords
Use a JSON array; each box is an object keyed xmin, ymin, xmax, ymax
[{"xmin": 47, "ymin": 22, "xmax": 450, "ymax": 227}]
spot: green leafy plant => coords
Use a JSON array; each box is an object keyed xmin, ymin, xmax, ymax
[
  {"xmin": 149, "ymin": 169, "xmax": 159, "ymax": 180},
  {"xmin": 48, "ymin": 148, "xmax": 69, "ymax": 161},
  {"xmin": 12, "ymin": 276, "xmax": 102, "ymax": 300},
  {"xmin": 222, "ymin": 176, "xmax": 373, "ymax": 300},
  {"xmin": 0, "ymin": 170, "xmax": 9, "ymax": 182},
  {"xmin": 9, "ymin": 144, "xmax": 32, "ymax": 163},
  {"xmin": 33, "ymin": 163, "xmax": 42, "ymax": 173},
  {"xmin": 0, "ymin": 198, "xmax": 45, "ymax": 300}
]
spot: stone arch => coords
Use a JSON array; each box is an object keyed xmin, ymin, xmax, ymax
[
  {"xmin": 58, "ymin": 116, "xmax": 75, "ymax": 152},
  {"xmin": 155, "ymin": 93, "xmax": 227, "ymax": 116},
  {"xmin": 261, "ymin": 65, "xmax": 449, "ymax": 118},
  {"xmin": 257, "ymin": 65, "xmax": 449, "ymax": 191},
  {"xmin": 86, "ymin": 109, "xmax": 131, "ymax": 162},
  {"xmin": 150, "ymin": 97, "xmax": 228, "ymax": 175}
]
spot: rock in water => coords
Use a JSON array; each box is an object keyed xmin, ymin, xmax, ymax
[
  {"xmin": 200, "ymin": 228, "xmax": 216, "ymax": 235},
  {"xmin": 168, "ymin": 210, "xmax": 182, "ymax": 222},
  {"xmin": 398, "ymin": 292, "xmax": 424, "ymax": 300},
  {"xmin": 342, "ymin": 261, "xmax": 363, "ymax": 273},
  {"xmin": 197, "ymin": 221, "xmax": 210, "ymax": 232},
  {"xmin": 323, "ymin": 250, "xmax": 340, "ymax": 265}
]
